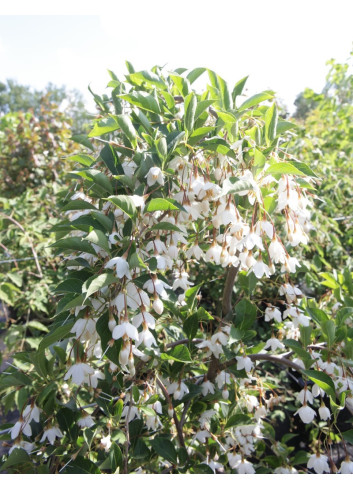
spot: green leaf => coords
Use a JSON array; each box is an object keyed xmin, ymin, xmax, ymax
[
  {"xmin": 150, "ymin": 437, "xmax": 178, "ymax": 464},
  {"xmin": 86, "ymin": 229, "xmax": 111, "ymax": 254},
  {"xmin": 166, "ymin": 130, "xmax": 185, "ymax": 155},
  {"xmin": 65, "ymin": 456, "xmax": 101, "ymax": 474},
  {"xmin": 82, "ymin": 273, "xmax": 118, "ymax": 301},
  {"xmin": 276, "ymin": 120, "xmax": 297, "ymax": 135},
  {"xmin": 161, "ymin": 345, "xmax": 192, "ymax": 363},
  {"xmin": 100, "ymin": 144, "xmax": 120, "ymax": 175},
  {"xmin": 265, "ymin": 162, "xmax": 306, "ymax": 177},
  {"xmin": 232, "ymin": 75, "xmax": 248, "ymax": 104},
  {"xmin": 185, "ymin": 284, "xmax": 202, "ymax": 309},
  {"xmin": 55, "ymin": 279, "xmax": 83, "ymax": 294},
  {"xmin": 145, "ymin": 198, "xmax": 179, "ymax": 212},
  {"xmin": 184, "ymin": 92, "xmax": 197, "ymax": 134},
  {"xmin": 238, "ymin": 91, "xmax": 275, "ymax": 110},
  {"xmin": 264, "ymin": 103, "xmax": 278, "ymax": 145},
  {"xmin": 290, "ymin": 161, "xmax": 317, "ymax": 178},
  {"xmin": 70, "ymin": 169, "xmax": 113, "ymax": 194},
  {"xmin": 116, "ymin": 114, "xmax": 138, "ymax": 148},
  {"xmin": 321, "ymin": 320, "xmax": 336, "ymax": 348},
  {"xmin": 36, "ymin": 322, "xmax": 74, "ymax": 377},
  {"xmin": 217, "ymin": 74, "xmax": 231, "ymax": 110},
  {"xmin": 186, "ymin": 67, "xmax": 206, "ymax": 84},
  {"xmin": 0, "ymin": 371, "xmax": 32, "ymax": 390},
  {"xmin": 183, "ymin": 312, "xmax": 199, "ymax": 340},
  {"xmin": 225, "ymin": 413, "xmax": 252, "ymax": 429},
  {"xmin": 128, "ymin": 70, "xmax": 167, "ymax": 90},
  {"xmin": 197, "ymin": 307, "xmax": 214, "ymax": 321},
  {"xmin": 67, "ymin": 153, "xmax": 95, "ymax": 167},
  {"xmin": 151, "ymin": 222, "xmax": 182, "ymax": 233},
  {"xmin": 106, "ymin": 195, "xmax": 137, "ymax": 218},
  {"xmin": 234, "ymin": 299, "xmax": 257, "ymax": 330},
  {"xmin": 188, "ymin": 126, "xmax": 214, "ymax": 145},
  {"xmin": 129, "ymin": 252, "xmax": 147, "ymax": 269},
  {"xmin": 303, "ymin": 369, "xmax": 336, "ymax": 399},
  {"xmin": 342, "ymin": 429, "xmax": 353, "ymax": 444},
  {"xmin": 306, "ymin": 307, "xmax": 329, "ymax": 325},
  {"xmin": 221, "ymin": 177, "xmax": 253, "ymax": 197},
  {"xmin": 283, "ymin": 339, "xmax": 312, "ymax": 365},
  {"xmin": 0, "ymin": 448, "xmax": 31, "ymax": 471},
  {"xmin": 88, "ymin": 117, "xmax": 119, "ymax": 137},
  {"xmin": 91, "ymin": 211, "xmax": 114, "ymax": 233},
  {"xmin": 139, "ymin": 405, "xmax": 156, "ymax": 416},
  {"xmin": 195, "ymin": 99, "xmax": 216, "ymax": 121},
  {"xmin": 199, "ymin": 137, "xmax": 236, "ymax": 158},
  {"xmin": 62, "ymin": 200, "xmax": 97, "ymax": 211},
  {"xmin": 119, "ymin": 93, "xmax": 161, "ymax": 114},
  {"xmin": 109, "ymin": 443, "xmax": 123, "ymax": 472},
  {"xmin": 71, "ymin": 134, "xmax": 94, "ymax": 150},
  {"xmin": 50, "ymin": 237, "xmax": 96, "ymax": 255}
]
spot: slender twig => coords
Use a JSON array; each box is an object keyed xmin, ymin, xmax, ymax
[
  {"xmin": 0, "ymin": 242, "xmax": 19, "ymax": 269},
  {"xmin": 0, "ymin": 212, "xmax": 43, "ymax": 278},
  {"xmin": 123, "ymin": 392, "xmax": 133, "ymax": 474},
  {"xmin": 166, "ymin": 338, "xmax": 202, "ymax": 349},
  {"xmin": 156, "ymin": 377, "xmax": 186, "ymax": 450},
  {"xmin": 220, "ymin": 353, "xmax": 304, "ymax": 372}
]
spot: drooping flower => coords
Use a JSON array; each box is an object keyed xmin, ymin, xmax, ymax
[
  {"xmin": 64, "ymin": 362, "xmax": 94, "ymax": 386},
  {"xmin": 294, "ymin": 403, "xmax": 316, "ymax": 423},
  {"xmin": 318, "ymin": 404, "xmax": 331, "ymax": 421},
  {"xmin": 339, "ymin": 457, "xmax": 353, "ymax": 474},
  {"xmin": 201, "ymin": 380, "xmax": 215, "ymax": 396},
  {"xmin": 105, "ymin": 256, "xmax": 131, "ymax": 279},
  {"xmin": 307, "ymin": 452, "xmax": 330, "ymax": 474},
  {"xmin": 264, "ymin": 337, "xmax": 284, "ymax": 351},
  {"xmin": 236, "ymin": 355, "xmax": 254, "ymax": 372},
  {"xmin": 112, "ymin": 321, "xmax": 139, "ymax": 341},
  {"xmin": 77, "ymin": 414, "xmax": 95, "ymax": 428},
  {"xmin": 100, "ymin": 434, "xmax": 112, "ymax": 452},
  {"xmin": 146, "ymin": 167, "xmax": 164, "ymax": 187},
  {"xmin": 40, "ymin": 426, "xmax": 63, "ymax": 445}
]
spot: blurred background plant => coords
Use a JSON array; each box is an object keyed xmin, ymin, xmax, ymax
[{"xmin": 0, "ymin": 83, "xmax": 92, "ymax": 368}]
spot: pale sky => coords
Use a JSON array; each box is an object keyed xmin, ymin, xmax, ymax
[{"xmin": 1, "ymin": 0, "xmax": 353, "ymax": 114}]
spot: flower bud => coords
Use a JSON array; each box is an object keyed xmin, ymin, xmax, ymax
[
  {"xmin": 222, "ymin": 387, "xmax": 229, "ymax": 400},
  {"xmin": 153, "ymin": 298, "xmax": 164, "ymax": 315}
]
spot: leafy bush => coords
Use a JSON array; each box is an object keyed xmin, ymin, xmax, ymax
[{"xmin": 1, "ymin": 64, "xmax": 352, "ymax": 475}]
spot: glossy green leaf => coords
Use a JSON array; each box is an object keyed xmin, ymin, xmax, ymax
[
  {"xmin": 264, "ymin": 103, "xmax": 278, "ymax": 145},
  {"xmin": 86, "ymin": 229, "xmax": 111, "ymax": 254},
  {"xmin": 150, "ymin": 437, "xmax": 178, "ymax": 464},
  {"xmin": 238, "ymin": 91, "xmax": 275, "ymax": 110},
  {"xmin": 161, "ymin": 345, "xmax": 192, "ymax": 363},
  {"xmin": 184, "ymin": 92, "xmax": 197, "ymax": 133},
  {"xmin": 303, "ymin": 369, "xmax": 336, "ymax": 399},
  {"xmin": 82, "ymin": 273, "xmax": 118, "ymax": 301},
  {"xmin": 107, "ymin": 195, "xmax": 137, "ymax": 218},
  {"xmin": 116, "ymin": 114, "xmax": 138, "ymax": 148},
  {"xmin": 88, "ymin": 117, "xmax": 119, "ymax": 137},
  {"xmin": 145, "ymin": 198, "xmax": 179, "ymax": 212}
]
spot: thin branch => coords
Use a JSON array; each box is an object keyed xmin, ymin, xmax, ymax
[
  {"xmin": 220, "ymin": 353, "xmax": 304, "ymax": 372},
  {"xmin": 156, "ymin": 378, "xmax": 186, "ymax": 450},
  {"xmin": 166, "ymin": 338, "xmax": 202, "ymax": 349},
  {"xmin": 123, "ymin": 392, "xmax": 133, "ymax": 474},
  {"xmin": 0, "ymin": 212, "xmax": 43, "ymax": 278}
]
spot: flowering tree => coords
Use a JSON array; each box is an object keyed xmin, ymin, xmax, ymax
[{"xmin": 1, "ymin": 65, "xmax": 353, "ymax": 474}]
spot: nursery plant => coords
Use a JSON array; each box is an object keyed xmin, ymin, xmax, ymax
[{"xmin": 1, "ymin": 64, "xmax": 353, "ymax": 474}]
